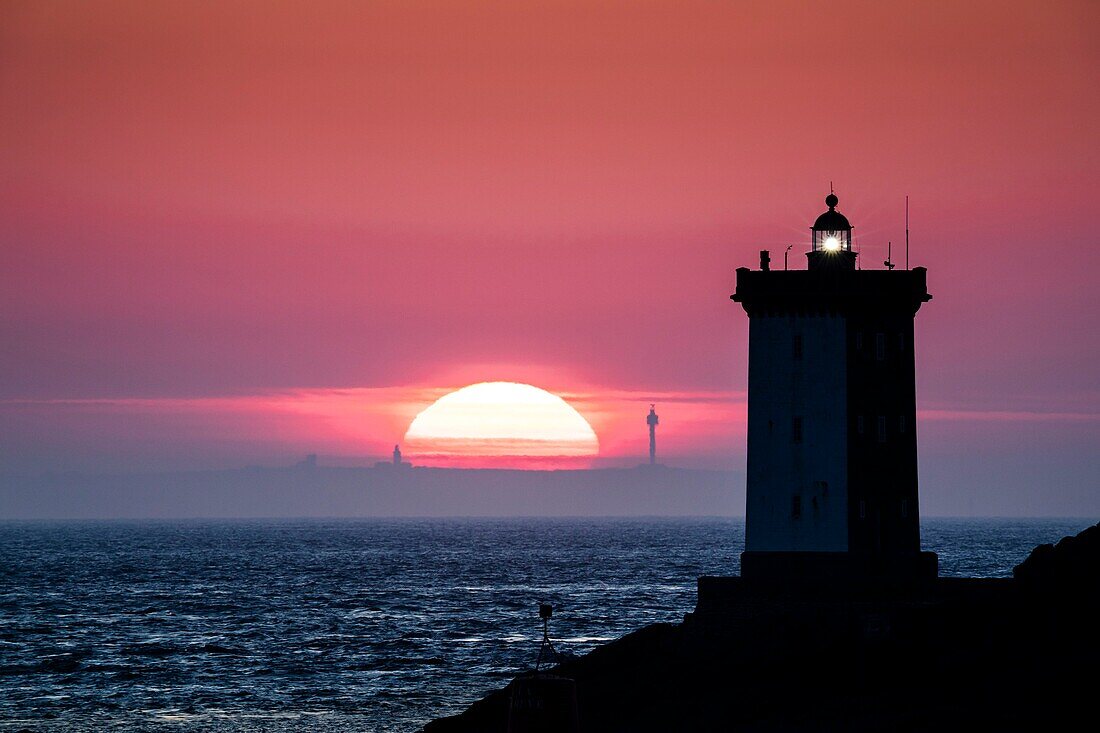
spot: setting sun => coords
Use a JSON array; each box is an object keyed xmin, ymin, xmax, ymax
[{"xmin": 404, "ymin": 382, "xmax": 599, "ymax": 465}]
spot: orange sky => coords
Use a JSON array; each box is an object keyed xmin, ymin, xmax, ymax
[{"xmin": 1, "ymin": 2, "xmax": 1097, "ymax": 481}]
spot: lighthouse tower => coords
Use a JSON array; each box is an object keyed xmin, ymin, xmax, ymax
[
  {"xmin": 732, "ymin": 193, "xmax": 937, "ymax": 583},
  {"xmin": 647, "ymin": 405, "xmax": 659, "ymax": 465}
]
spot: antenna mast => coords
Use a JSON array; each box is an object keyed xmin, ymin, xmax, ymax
[{"xmin": 905, "ymin": 195, "xmax": 910, "ymax": 270}]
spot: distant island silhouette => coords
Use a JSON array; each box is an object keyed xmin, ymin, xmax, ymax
[{"xmin": 0, "ymin": 464, "xmax": 740, "ymax": 519}]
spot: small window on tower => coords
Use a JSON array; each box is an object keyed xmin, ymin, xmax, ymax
[
  {"xmin": 877, "ymin": 416, "xmax": 887, "ymax": 443},
  {"xmin": 899, "ymin": 415, "xmax": 907, "ymax": 433},
  {"xmin": 856, "ymin": 331, "xmax": 863, "ymax": 350},
  {"xmin": 901, "ymin": 499, "xmax": 909, "ymax": 518},
  {"xmin": 875, "ymin": 333, "xmax": 886, "ymax": 361},
  {"xmin": 857, "ymin": 415, "xmax": 865, "ymax": 435},
  {"xmin": 791, "ymin": 495, "xmax": 802, "ymax": 519},
  {"xmin": 793, "ymin": 334, "xmax": 803, "ymax": 360},
  {"xmin": 898, "ymin": 332, "xmax": 905, "ymax": 351},
  {"xmin": 859, "ymin": 500, "xmax": 866, "ymax": 519},
  {"xmin": 792, "ymin": 417, "xmax": 803, "ymax": 444}
]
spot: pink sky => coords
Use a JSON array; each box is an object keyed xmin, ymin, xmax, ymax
[{"xmin": 1, "ymin": 2, "xmax": 1097, "ymax": 492}]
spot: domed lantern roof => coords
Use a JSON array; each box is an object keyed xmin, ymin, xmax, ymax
[{"xmin": 812, "ymin": 193, "xmax": 851, "ymax": 233}]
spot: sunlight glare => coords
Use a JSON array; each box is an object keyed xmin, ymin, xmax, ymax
[{"xmin": 404, "ymin": 382, "xmax": 599, "ymax": 461}]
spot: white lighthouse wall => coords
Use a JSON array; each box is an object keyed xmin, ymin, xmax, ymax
[{"xmin": 744, "ymin": 314, "xmax": 849, "ymax": 552}]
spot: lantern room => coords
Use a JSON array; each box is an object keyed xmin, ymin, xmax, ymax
[
  {"xmin": 808, "ymin": 193, "xmax": 856, "ymax": 270},
  {"xmin": 811, "ymin": 193, "xmax": 852, "ymax": 252}
]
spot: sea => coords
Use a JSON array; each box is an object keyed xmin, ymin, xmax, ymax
[{"xmin": 0, "ymin": 517, "xmax": 1094, "ymax": 732}]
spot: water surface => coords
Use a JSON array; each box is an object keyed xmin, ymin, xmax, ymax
[{"xmin": 0, "ymin": 517, "xmax": 1091, "ymax": 731}]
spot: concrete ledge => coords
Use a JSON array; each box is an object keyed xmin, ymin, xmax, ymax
[
  {"xmin": 692, "ymin": 573, "xmax": 1014, "ymax": 617},
  {"xmin": 740, "ymin": 550, "xmax": 939, "ymax": 584}
]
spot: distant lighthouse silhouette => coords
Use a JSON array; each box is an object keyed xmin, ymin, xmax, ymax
[{"xmin": 646, "ymin": 405, "xmax": 659, "ymax": 465}]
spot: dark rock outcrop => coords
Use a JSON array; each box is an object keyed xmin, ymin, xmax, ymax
[
  {"xmin": 426, "ymin": 522, "xmax": 1100, "ymax": 732},
  {"xmin": 1014, "ymin": 522, "xmax": 1100, "ymax": 596}
]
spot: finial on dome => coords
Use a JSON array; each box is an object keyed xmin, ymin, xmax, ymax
[{"xmin": 825, "ymin": 193, "xmax": 838, "ymax": 209}]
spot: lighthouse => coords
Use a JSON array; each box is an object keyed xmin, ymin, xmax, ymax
[
  {"xmin": 646, "ymin": 405, "xmax": 659, "ymax": 465},
  {"xmin": 732, "ymin": 193, "xmax": 937, "ymax": 582}
]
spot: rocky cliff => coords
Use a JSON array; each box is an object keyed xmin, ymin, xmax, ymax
[{"xmin": 425, "ymin": 522, "xmax": 1100, "ymax": 732}]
